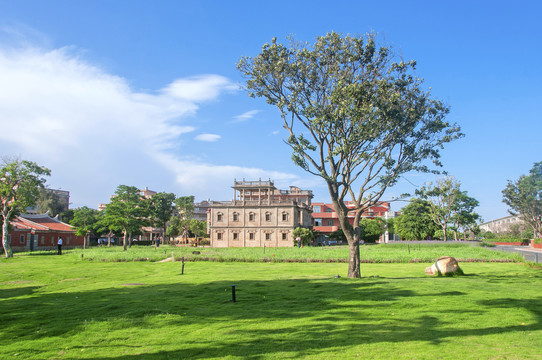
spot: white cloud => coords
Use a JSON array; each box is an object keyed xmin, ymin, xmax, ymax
[
  {"xmin": 195, "ymin": 133, "xmax": 221, "ymax": 142},
  {"xmin": 0, "ymin": 42, "xmax": 305, "ymax": 206},
  {"xmin": 162, "ymin": 74, "xmax": 238, "ymax": 102},
  {"xmin": 231, "ymin": 109, "xmax": 260, "ymax": 123}
]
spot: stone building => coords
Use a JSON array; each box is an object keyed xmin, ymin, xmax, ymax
[{"xmin": 208, "ymin": 179, "xmax": 313, "ymax": 247}]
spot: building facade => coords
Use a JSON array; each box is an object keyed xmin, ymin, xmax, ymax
[
  {"xmin": 311, "ymin": 202, "xmax": 399, "ymax": 242},
  {"xmin": 479, "ymin": 215, "xmax": 524, "ymax": 234},
  {"xmin": 6, "ymin": 212, "xmax": 84, "ymax": 251},
  {"xmin": 208, "ymin": 179, "xmax": 313, "ymax": 248}
]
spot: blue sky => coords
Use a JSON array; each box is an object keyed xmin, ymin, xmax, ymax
[{"xmin": 0, "ymin": 0, "xmax": 540, "ymax": 222}]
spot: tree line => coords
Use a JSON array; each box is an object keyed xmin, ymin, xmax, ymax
[{"xmin": 1, "ymin": 158, "xmax": 206, "ymax": 257}]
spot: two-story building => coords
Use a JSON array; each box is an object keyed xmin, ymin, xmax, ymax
[
  {"xmin": 208, "ymin": 179, "xmax": 313, "ymax": 247},
  {"xmin": 312, "ymin": 202, "xmax": 399, "ymax": 242}
]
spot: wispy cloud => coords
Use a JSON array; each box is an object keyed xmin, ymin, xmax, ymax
[
  {"xmin": 195, "ymin": 133, "xmax": 221, "ymax": 142},
  {"xmin": 231, "ymin": 109, "xmax": 260, "ymax": 123},
  {"xmin": 162, "ymin": 75, "xmax": 238, "ymax": 102},
  {"xmin": 0, "ymin": 38, "xmax": 304, "ymax": 205}
]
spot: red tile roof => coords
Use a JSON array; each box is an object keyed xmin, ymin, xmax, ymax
[{"xmin": 14, "ymin": 213, "xmax": 74, "ymax": 232}]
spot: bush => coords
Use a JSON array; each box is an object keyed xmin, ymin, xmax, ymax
[
  {"xmin": 199, "ymin": 239, "xmax": 210, "ymax": 246},
  {"xmin": 479, "ymin": 242, "xmax": 496, "ymax": 247}
]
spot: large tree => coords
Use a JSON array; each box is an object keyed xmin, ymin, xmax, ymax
[
  {"xmin": 167, "ymin": 196, "xmax": 195, "ymax": 244},
  {"xmin": 417, "ymin": 177, "xmax": 460, "ymax": 242},
  {"xmin": 502, "ymin": 162, "xmax": 542, "ymax": 238},
  {"xmin": 103, "ymin": 185, "xmax": 149, "ymax": 251},
  {"xmin": 394, "ymin": 199, "xmax": 439, "ymax": 240},
  {"xmin": 450, "ymin": 192, "xmax": 479, "ymax": 241},
  {"xmin": 238, "ymin": 32, "xmax": 461, "ymax": 277},
  {"xmin": 149, "ymin": 192, "xmax": 176, "ymax": 243},
  {"xmin": 70, "ymin": 206, "xmax": 102, "ymax": 249},
  {"xmin": 1, "ymin": 159, "xmax": 50, "ymax": 258}
]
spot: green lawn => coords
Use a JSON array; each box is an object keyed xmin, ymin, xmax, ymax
[
  {"xmin": 0, "ymin": 251, "xmax": 540, "ymax": 359},
  {"xmin": 64, "ymin": 242, "xmax": 523, "ymax": 263}
]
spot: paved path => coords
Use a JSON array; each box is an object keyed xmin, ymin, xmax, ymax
[{"xmin": 493, "ymin": 245, "xmax": 542, "ymax": 263}]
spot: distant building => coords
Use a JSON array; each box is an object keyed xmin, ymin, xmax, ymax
[
  {"xmin": 5, "ymin": 212, "xmax": 84, "ymax": 251},
  {"xmin": 193, "ymin": 200, "xmax": 211, "ymax": 222},
  {"xmin": 208, "ymin": 179, "xmax": 313, "ymax": 247},
  {"xmin": 312, "ymin": 202, "xmax": 399, "ymax": 242},
  {"xmin": 479, "ymin": 215, "xmax": 524, "ymax": 234},
  {"xmin": 26, "ymin": 188, "xmax": 70, "ymax": 215}
]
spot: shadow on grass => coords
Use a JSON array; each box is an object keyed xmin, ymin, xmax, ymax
[{"xmin": 1, "ymin": 272, "xmax": 541, "ymax": 359}]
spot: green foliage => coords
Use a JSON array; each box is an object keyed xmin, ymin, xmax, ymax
[
  {"xmin": 103, "ymin": 185, "xmax": 149, "ymax": 250},
  {"xmin": 359, "ymin": 218, "xmax": 384, "ymax": 243},
  {"xmin": 167, "ymin": 195, "xmax": 195, "ymax": 243},
  {"xmin": 238, "ymin": 32, "xmax": 462, "ymax": 277},
  {"xmin": 434, "ymin": 229, "xmax": 454, "ymax": 240},
  {"xmin": 149, "ymin": 192, "xmax": 176, "ymax": 240},
  {"xmin": 35, "ymin": 188, "xmax": 65, "ymax": 217},
  {"xmin": 502, "ymin": 161, "xmax": 542, "ymax": 238},
  {"xmin": 481, "ymin": 231, "xmax": 496, "ymax": 239},
  {"xmin": 1, "ymin": 159, "xmax": 50, "ymax": 257},
  {"xmin": 329, "ymin": 228, "xmax": 346, "ymax": 243},
  {"xmin": 292, "ymin": 227, "xmax": 315, "ymax": 246},
  {"xmin": 189, "ymin": 219, "xmax": 207, "ymax": 238},
  {"xmin": 417, "ymin": 177, "xmax": 479, "ymax": 241},
  {"xmin": 70, "ymin": 206, "xmax": 102, "ymax": 248},
  {"xmin": 394, "ymin": 198, "xmax": 439, "ymax": 240}
]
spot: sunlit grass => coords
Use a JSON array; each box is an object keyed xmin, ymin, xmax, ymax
[
  {"xmin": 0, "ymin": 255, "xmax": 540, "ymax": 359},
  {"xmin": 51, "ymin": 242, "xmax": 524, "ymax": 263}
]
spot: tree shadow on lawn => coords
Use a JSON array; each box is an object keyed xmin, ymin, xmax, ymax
[{"xmin": 1, "ymin": 276, "xmax": 541, "ymax": 359}]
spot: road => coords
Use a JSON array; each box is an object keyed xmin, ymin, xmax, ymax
[{"xmin": 493, "ymin": 245, "xmax": 542, "ymax": 263}]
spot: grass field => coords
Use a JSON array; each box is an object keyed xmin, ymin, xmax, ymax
[
  {"xmin": 62, "ymin": 242, "xmax": 523, "ymax": 263},
  {"xmin": 1, "ymin": 247, "xmax": 540, "ymax": 359}
]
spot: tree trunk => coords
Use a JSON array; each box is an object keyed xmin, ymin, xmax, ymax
[
  {"xmin": 443, "ymin": 224, "xmax": 448, "ymax": 242},
  {"xmin": 2, "ymin": 217, "xmax": 13, "ymax": 258},
  {"xmin": 123, "ymin": 230, "xmax": 128, "ymax": 251},
  {"xmin": 128, "ymin": 233, "xmax": 132, "ymax": 248},
  {"xmin": 347, "ymin": 240, "xmax": 361, "ymax": 278}
]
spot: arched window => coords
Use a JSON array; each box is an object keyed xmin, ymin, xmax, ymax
[
  {"xmin": 282, "ymin": 212, "xmax": 288, "ymax": 222},
  {"xmin": 265, "ymin": 212, "xmax": 271, "ymax": 222},
  {"xmin": 217, "ymin": 212, "xmax": 223, "ymax": 222},
  {"xmin": 233, "ymin": 212, "xmax": 239, "ymax": 222},
  {"xmin": 249, "ymin": 212, "xmax": 255, "ymax": 222}
]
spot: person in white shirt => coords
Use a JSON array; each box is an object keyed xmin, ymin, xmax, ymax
[{"xmin": 57, "ymin": 237, "xmax": 63, "ymax": 255}]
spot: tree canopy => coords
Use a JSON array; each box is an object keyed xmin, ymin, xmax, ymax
[
  {"xmin": 1, "ymin": 159, "xmax": 50, "ymax": 257},
  {"xmin": 502, "ymin": 162, "xmax": 542, "ymax": 238},
  {"xmin": 103, "ymin": 185, "xmax": 149, "ymax": 250},
  {"xmin": 70, "ymin": 206, "xmax": 102, "ymax": 249},
  {"xmin": 238, "ymin": 32, "xmax": 462, "ymax": 277},
  {"xmin": 149, "ymin": 192, "xmax": 176, "ymax": 242},
  {"xmin": 394, "ymin": 198, "xmax": 438, "ymax": 240}
]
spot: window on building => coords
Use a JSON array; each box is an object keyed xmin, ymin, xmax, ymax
[
  {"xmin": 327, "ymin": 219, "xmax": 334, "ymax": 226},
  {"xmin": 265, "ymin": 233, "xmax": 271, "ymax": 240},
  {"xmin": 233, "ymin": 212, "xmax": 239, "ymax": 221},
  {"xmin": 217, "ymin": 232, "xmax": 222, "ymax": 240},
  {"xmin": 314, "ymin": 218, "xmax": 322, "ymax": 226},
  {"xmin": 282, "ymin": 212, "xmax": 288, "ymax": 221},
  {"xmin": 249, "ymin": 213, "xmax": 255, "ymax": 222},
  {"xmin": 325, "ymin": 207, "xmax": 333, "ymax": 212},
  {"xmin": 20, "ymin": 235, "xmax": 25, "ymax": 244},
  {"xmin": 249, "ymin": 232, "xmax": 254, "ymax": 240},
  {"xmin": 233, "ymin": 232, "xmax": 238, "ymax": 240},
  {"xmin": 282, "ymin": 233, "xmax": 287, "ymax": 240},
  {"xmin": 265, "ymin": 213, "xmax": 271, "ymax": 222},
  {"xmin": 217, "ymin": 213, "xmax": 223, "ymax": 222},
  {"xmin": 313, "ymin": 206, "xmax": 321, "ymax": 213}
]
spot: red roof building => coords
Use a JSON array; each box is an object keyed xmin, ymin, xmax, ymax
[
  {"xmin": 5, "ymin": 212, "xmax": 84, "ymax": 252},
  {"xmin": 312, "ymin": 202, "xmax": 398, "ymax": 242}
]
